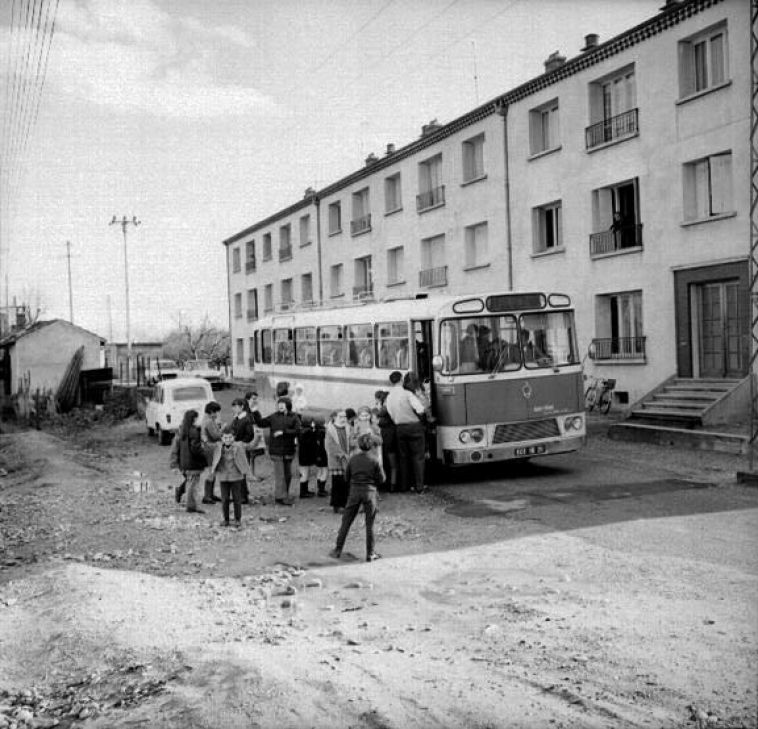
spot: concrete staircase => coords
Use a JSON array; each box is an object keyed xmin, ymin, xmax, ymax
[{"xmin": 626, "ymin": 376, "xmax": 749, "ymax": 428}]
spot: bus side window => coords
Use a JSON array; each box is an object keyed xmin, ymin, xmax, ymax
[
  {"xmin": 346, "ymin": 324, "xmax": 373, "ymax": 368},
  {"xmin": 375, "ymin": 321, "xmax": 408, "ymax": 369},
  {"xmin": 318, "ymin": 325, "xmax": 344, "ymax": 366},
  {"xmin": 261, "ymin": 330, "xmax": 272, "ymax": 364}
]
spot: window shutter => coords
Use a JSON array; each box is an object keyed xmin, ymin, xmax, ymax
[{"xmin": 709, "ymin": 153, "xmax": 732, "ymax": 215}]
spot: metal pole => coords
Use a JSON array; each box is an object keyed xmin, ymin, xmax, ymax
[
  {"xmin": 66, "ymin": 240, "xmax": 73, "ymax": 323},
  {"xmin": 109, "ymin": 215, "xmax": 141, "ymax": 385}
]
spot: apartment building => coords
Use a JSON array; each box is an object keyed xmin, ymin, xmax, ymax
[{"xmin": 223, "ymin": 0, "xmax": 749, "ymax": 405}]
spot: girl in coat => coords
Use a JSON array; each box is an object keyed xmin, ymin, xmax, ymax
[
  {"xmin": 298, "ymin": 418, "xmax": 328, "ymax": 498},
  {"xmin": 325, "ymin": 409, "xmax": 354, "ymax": 513},
  {"xmin": 169, "ymin": 409, "xmax": 206, "ymax": 514}
]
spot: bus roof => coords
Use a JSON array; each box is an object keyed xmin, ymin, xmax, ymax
[{"xmin": 253, "ymin": 291, "xmax": 572, "ymax": 330}]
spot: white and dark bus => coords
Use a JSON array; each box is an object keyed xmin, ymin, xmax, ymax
[{"xmin": 249, "ymin": 291, "xmax": 585, "ymax": 466}]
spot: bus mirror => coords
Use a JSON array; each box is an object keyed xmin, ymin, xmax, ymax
[{"xmin": 432, "ymin": 355, "xmax": 444, "ymax": 372}]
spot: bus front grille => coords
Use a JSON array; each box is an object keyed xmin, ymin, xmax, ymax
[{"xmin": 492, "ymin": 419, "xmax": 559, "ymax": 444}]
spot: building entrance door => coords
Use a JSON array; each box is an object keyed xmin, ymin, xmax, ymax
[{"xmin": 697, "ymin": 280, "xmax": 744, "ymax": 378}]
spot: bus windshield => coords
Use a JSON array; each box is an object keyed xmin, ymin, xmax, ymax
[{"xmin": 439, "ymin": 310, "xmax": 578, "ymax": 375}]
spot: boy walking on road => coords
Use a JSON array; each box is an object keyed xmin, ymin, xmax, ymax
[{"xmin": 329, "ymin": 434, "xmax": 382, "ymax": 562}]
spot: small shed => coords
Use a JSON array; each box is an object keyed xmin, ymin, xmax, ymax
[{"xmin": 0, "ymin": 319, "xmax": 105, "ymax": 396}]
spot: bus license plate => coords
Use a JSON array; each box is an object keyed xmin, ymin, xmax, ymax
[{"xmin": 515, "ymin": 445, "xmax": 546, "ymax": 457}]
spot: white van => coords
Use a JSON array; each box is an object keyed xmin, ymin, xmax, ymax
[{"xmin": 145, "ymin": 377, "xmax": 214, "ymax": 445}]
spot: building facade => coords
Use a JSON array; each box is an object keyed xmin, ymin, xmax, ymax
[{"xmin": 223, "ymin": 0, "xmax": 749, "ymax": 405}]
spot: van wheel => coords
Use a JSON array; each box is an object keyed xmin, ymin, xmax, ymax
[
  {"xmin": 156, "ymin": 425, "xmax": 170, "ymax": 446},
  {"xmin": 147, "ymin": 422, "xmax": 155, "ymax": 436}
]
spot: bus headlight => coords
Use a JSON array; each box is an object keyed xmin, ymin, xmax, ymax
[
  {"xmin": 563, "ymin": 415, "xmax": 583, "ymax": 431},
  {"xmin": 459, "ymin": 428, "xmax": 484, "ymax": 444}
]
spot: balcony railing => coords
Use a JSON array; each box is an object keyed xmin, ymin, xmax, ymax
[
  {"xmin": 589, "ymin": 223, "xmax": 643, "ymax": 256},
  {"xmin": 263, "ymin": 305, "xmax": 274, "ymax": 314},
  {"xmin": 353, "ymin": 284, "xmax": 374, "ymax": 300},
  {"xmin": 419, "ymin": 265, "xmax": 448, "ymax": 288},
  {"xmin": 585, "ymin": 108, "xmax": 639, "ymax": 149},
  {"xmin": 234, "ymin": 309, "xmax": 243, "ymax": 319},
  {"xmin": 262, "ymin": 250, "xmax": 272, "ymax": 262},
  {"xmin": 279, "ymin": 299, "xmax": 294, "ymax": 311},
  {"xmin": 591, "ymin": 336, "xmax": 646, "ymax": 361},
  {"xmin": 416, "ymin": 185, "xmax": 446, "ymax": 212},
  {"xmin": 245, "ymin": 259, "xmax": 256, "ymax": 273},
  {"xmin": 246, "ymin": 309, "xmax": 257, "ymax": 321},
  {"xmin": 279, "ymin": 246, "xmax": 292, "ymax": 262},
  {"xmin": 248, "ymin": 358, "xmax": 255, "ymax": 368},
  {"xmin": 350, "ymin": 214, "xmax": 372, "ymax": 236}
]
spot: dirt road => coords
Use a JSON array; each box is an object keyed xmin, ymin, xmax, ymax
[{"xmin": 0, "ymin": 410, "xmax": 756, "ymax": 728}]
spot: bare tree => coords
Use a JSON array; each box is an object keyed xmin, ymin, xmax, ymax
[{"xmin": 162, "ymin": 315, "xmax": 230, "ymax": 366}]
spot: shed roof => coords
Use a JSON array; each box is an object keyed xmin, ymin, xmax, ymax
[{"xmin": 0, "ymin": 319, "xmax": 106, "ymax": 348}]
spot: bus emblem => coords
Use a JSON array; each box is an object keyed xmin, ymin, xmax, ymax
[{"xmin": 521, "ymin": 382, "xmax": 533, "ymax": 400}]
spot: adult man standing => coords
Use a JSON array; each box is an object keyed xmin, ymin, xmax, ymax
[{"xmin": 385, "ymin": 370, "xmax": 427, "ymax": 493}]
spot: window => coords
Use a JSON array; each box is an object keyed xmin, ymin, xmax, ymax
[
  {"xmin": 590, "ymin": 178, "xmax": 641, "ymax": 254},
  {"xmin": 234, "ymin": 292, "xmax": 242, "ymax": 318},
  {"xmin": 594, "ymin": 290, "xmax": 645, "ymax": 360},
  {"xmin": 299, "ymin": 214, "xmax": 311, "ymax": 246},
  {"xmin": 279, "ymin": 224, "xmax": 292, "ymax": 261},
  {"xmin": 248, "ymin": 337, "xmax": 255, "ymax": 367},
  {"xmin": 587, "ymin": 68, "xmax": 637, "ymax": 148},
  {"xmin": 438, "ymin": 315, "xmax": 520, "ymax": 375},
  {"xmin": 346, "ymin": 324, "xmax": 374, "ymax": 368},
  {"xmin": 520, "ymin": 311, "xmax": 580, "ymax": 369},
  {"xmin": 261, "ymin": 329, "xmax": 272, "ymax": 363},
  {"xmin": 236, "ymin": 338, "xmax": 244, "ymax": 364},
  {"xmin": 246, "ymin": 288, "xmax": 258, "ymax": 321},
  {"xmin": 354, "ymin": 256, "xmax": 372, "ymax": 299},
  {"xmin": 679, "ymin": 22, "xmax": 728, "ymax": 97},
  {"xmin": 274, "ymin": 328, "xmax": 294, "ymax": 364},
  {"xmin": 232, "ymin": 247, "xmax": 241, "ymax": 273},
  {"xmin": 417, "ymin": 154, "xmax": 445, "ymax": 211},
  {"xmin": 351, "ymin": 188, "xmax": 371, "ymax": 235},
  {"xmin": 263, "ymin": 283, "xmax": 273, "ymax": 313},
  {"xmin": 683, "ymin": 152, "xmax": 733, "ymax": 221},
  {"xmin": 385, "ymin": 173, "xmax": 402, "ymax": 213},
  {"xmin": 301, "ymin": 273, "xmax": 313, "ymax": 304},
  {"xmin": 245, "ymin": 240, "xmax": 256, "ymax": 272},
  {"xmin": 280, "ymin": 278, "xmax": 293, "ymax": 309},
  {"xmin": 330, "ymin": 263, "xmax": 343, "ymax": 297},
  {"xmin": 529, "ymin": 100, "xmax": 559, "ymax": 155},
  {"xmin": 464, "ymin": 222, "xmax": 488, "ymax": 268},
  {"xmin": 532, "ymin": 202, "xmax": 562, "ymax": 253},
  {"xmin": 328, "ymin": 201, "xmax": 342, "ymax": 235},
  {"xmin": 294, "ymin": 327, "xmax": 317, "ymax": 365},
  {"xmin": 319, "ymin": 325, "xmax": 344, "ymax": 366},
  {"xmin": 462, "ymin": 133, "xmax": 485, "ymax": 182},
  {"xmin": 420, "ymin": 234, "xmax": 446, "ymax": 287},
  {"xmin": 262, "ymin": 233, "xmax": 272, "ymax": 261},
  {"xmin": 387, "ymin": 246, "xmax": 404, "ymax": 285},
  {"xmin": 376, "ymin": 321, "xmax": 409, "ymax": 369}
]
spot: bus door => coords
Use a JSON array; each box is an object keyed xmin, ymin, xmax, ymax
[{"xmin": 411, "ymin": 320, "xmax": 433, "ymax": 384}]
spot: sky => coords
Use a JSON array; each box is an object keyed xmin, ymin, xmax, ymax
[{"xmin": 0, "ymin": 0, "xmax": 662, "ymax": 342}]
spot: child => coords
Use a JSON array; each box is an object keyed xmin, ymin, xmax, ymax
[
  {"xmin": 169, "ymin": 409, "xmax": 206, "ymax": 514},
  {"xmin": 325, "ymin": 409, "xmax": 352, "ymax": 513},
  {"xmin": 209, "ymin": 425, "xmax": 253, "ymax": 528},
  {"xmin": 298, "ymin": 418, "xmax": 328, "ymax": 498},
  {"xmin": 329, "ymin": 434, "xmax": 382, "ymax": 562},
  {"xmin": 353, "ymin": 405, "xmax": 385, "ymax": 482}
]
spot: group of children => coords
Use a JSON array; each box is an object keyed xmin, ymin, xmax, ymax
[{"xmin": 169, "ymin": 382, "xmax": 413, "ymax": 561}]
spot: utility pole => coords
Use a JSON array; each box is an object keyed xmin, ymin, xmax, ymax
[
  {"xmin": 109, "ymin": 215, "xmax": 141, "ymax": 384},
  {"xmin": 65, "ymin": 240, "xmax": 74, "ymax": 323}
]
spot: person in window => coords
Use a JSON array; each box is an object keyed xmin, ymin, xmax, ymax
[
  {"xmin": 521, "ymin": 328, "xmax": 546, "ymax": 363},
  {"xmin": 395, "ymin": 340, "xmax": 409, "ymax": 369},
  {"xmin": 359, "ymin": 345, "xmax": 373, "ymax": 368},
  {"xmin": 459, "ymin": 324, "xmax": 479, "ymax": 373},
  {"xmin": 609, "ymin": 211, "xmax": 633, "ymax": 249}
]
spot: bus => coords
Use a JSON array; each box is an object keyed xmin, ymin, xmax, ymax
[{"xmin": 249, "ymin": 291, "xmax": 585, "ymax": 466}]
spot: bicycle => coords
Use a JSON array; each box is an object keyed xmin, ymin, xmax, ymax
[{"xmin": 584, "ymin": 376, "xmax": 616, "ymax": 414}]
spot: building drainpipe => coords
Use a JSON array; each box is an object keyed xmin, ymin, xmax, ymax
[
  {"xmin": 314, "ymin": 194, "xmax": 324, "ymax": 305},
  {"xmin": 497, "ymin": 101, "xmax": 514, "ymax": 291},
  {"xmin": 224, "ymin": 243, "xmax": 233, "ymax": 378}
]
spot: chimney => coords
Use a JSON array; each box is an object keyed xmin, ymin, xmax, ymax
[
  {"xmin": 386, "ymin": 143, "xmax": 396, "ymax": 155},
  {"xmin": 543, "ymin": 51, "xmax": 566, "ymax": 74},
  {"xmin": 303, "ymin": 186, "xmax": 316, "ymax": 199},
  {"xmin": 421, "ymin": 118, "xmax": 442, "ymax": 137},
  {"xmin": 581, "ymin": 33, "xmax": 599, "ymax": 52},
  {"xmin": 365, "ymin": 153, "xmax": 379, "ymax": 166},
  {"xmin": 660, "ymin": 0, "xmax": 679, "ymax": 10}
]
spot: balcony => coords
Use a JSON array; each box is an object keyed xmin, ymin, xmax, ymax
[
  {"xmin": 248, "ymin": 358, "xmax": 255, "ymax": 368},
  {"xmin": 279, "ymin": 246, "xmax": 292, "ymax": 262},
  {"xmin": 263, "ymin": 305, "xmax": 274, "ymax": 314},
  {"xmin": 234, "ymin": 309, "xmax": 243, "ymax": 319},
  {"xmin": 350, "ymin": 214, "xmax": 372, "ymax": 236},
  {"xmin": 245, "ymin": 259, "xmax": 256, "ymax": 273},
  {"xmin": 246, "ymin": 309, "xmax": 257, "ymax": 321},
  {"xmin": 262, "ymin": 250, "xmax": 272, "ymax": 262},
  {"xmin": 353, "ymin": 284, "xmax": 374, "ymax": 300},
  {"xmin": 591, "ymin": 336, "xmax": 646, "ymax": 361},
  {"xmin": 419, "ymin": 265, "xmax": 448, "ymax": 288},
  {"xmin": 416, "ymin": 185, "xmax": 445, "ymax": 212},
  {"xmin": 585, "ymin": 108, "xmax": 639, "ymax": 149},
  {"xmin": 589, "ymin": 223, "xmax": 643, "ymax": 257},
  {"xmin": 279, "ymin": 299, "xmax": 294, "ymax": 311}
]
